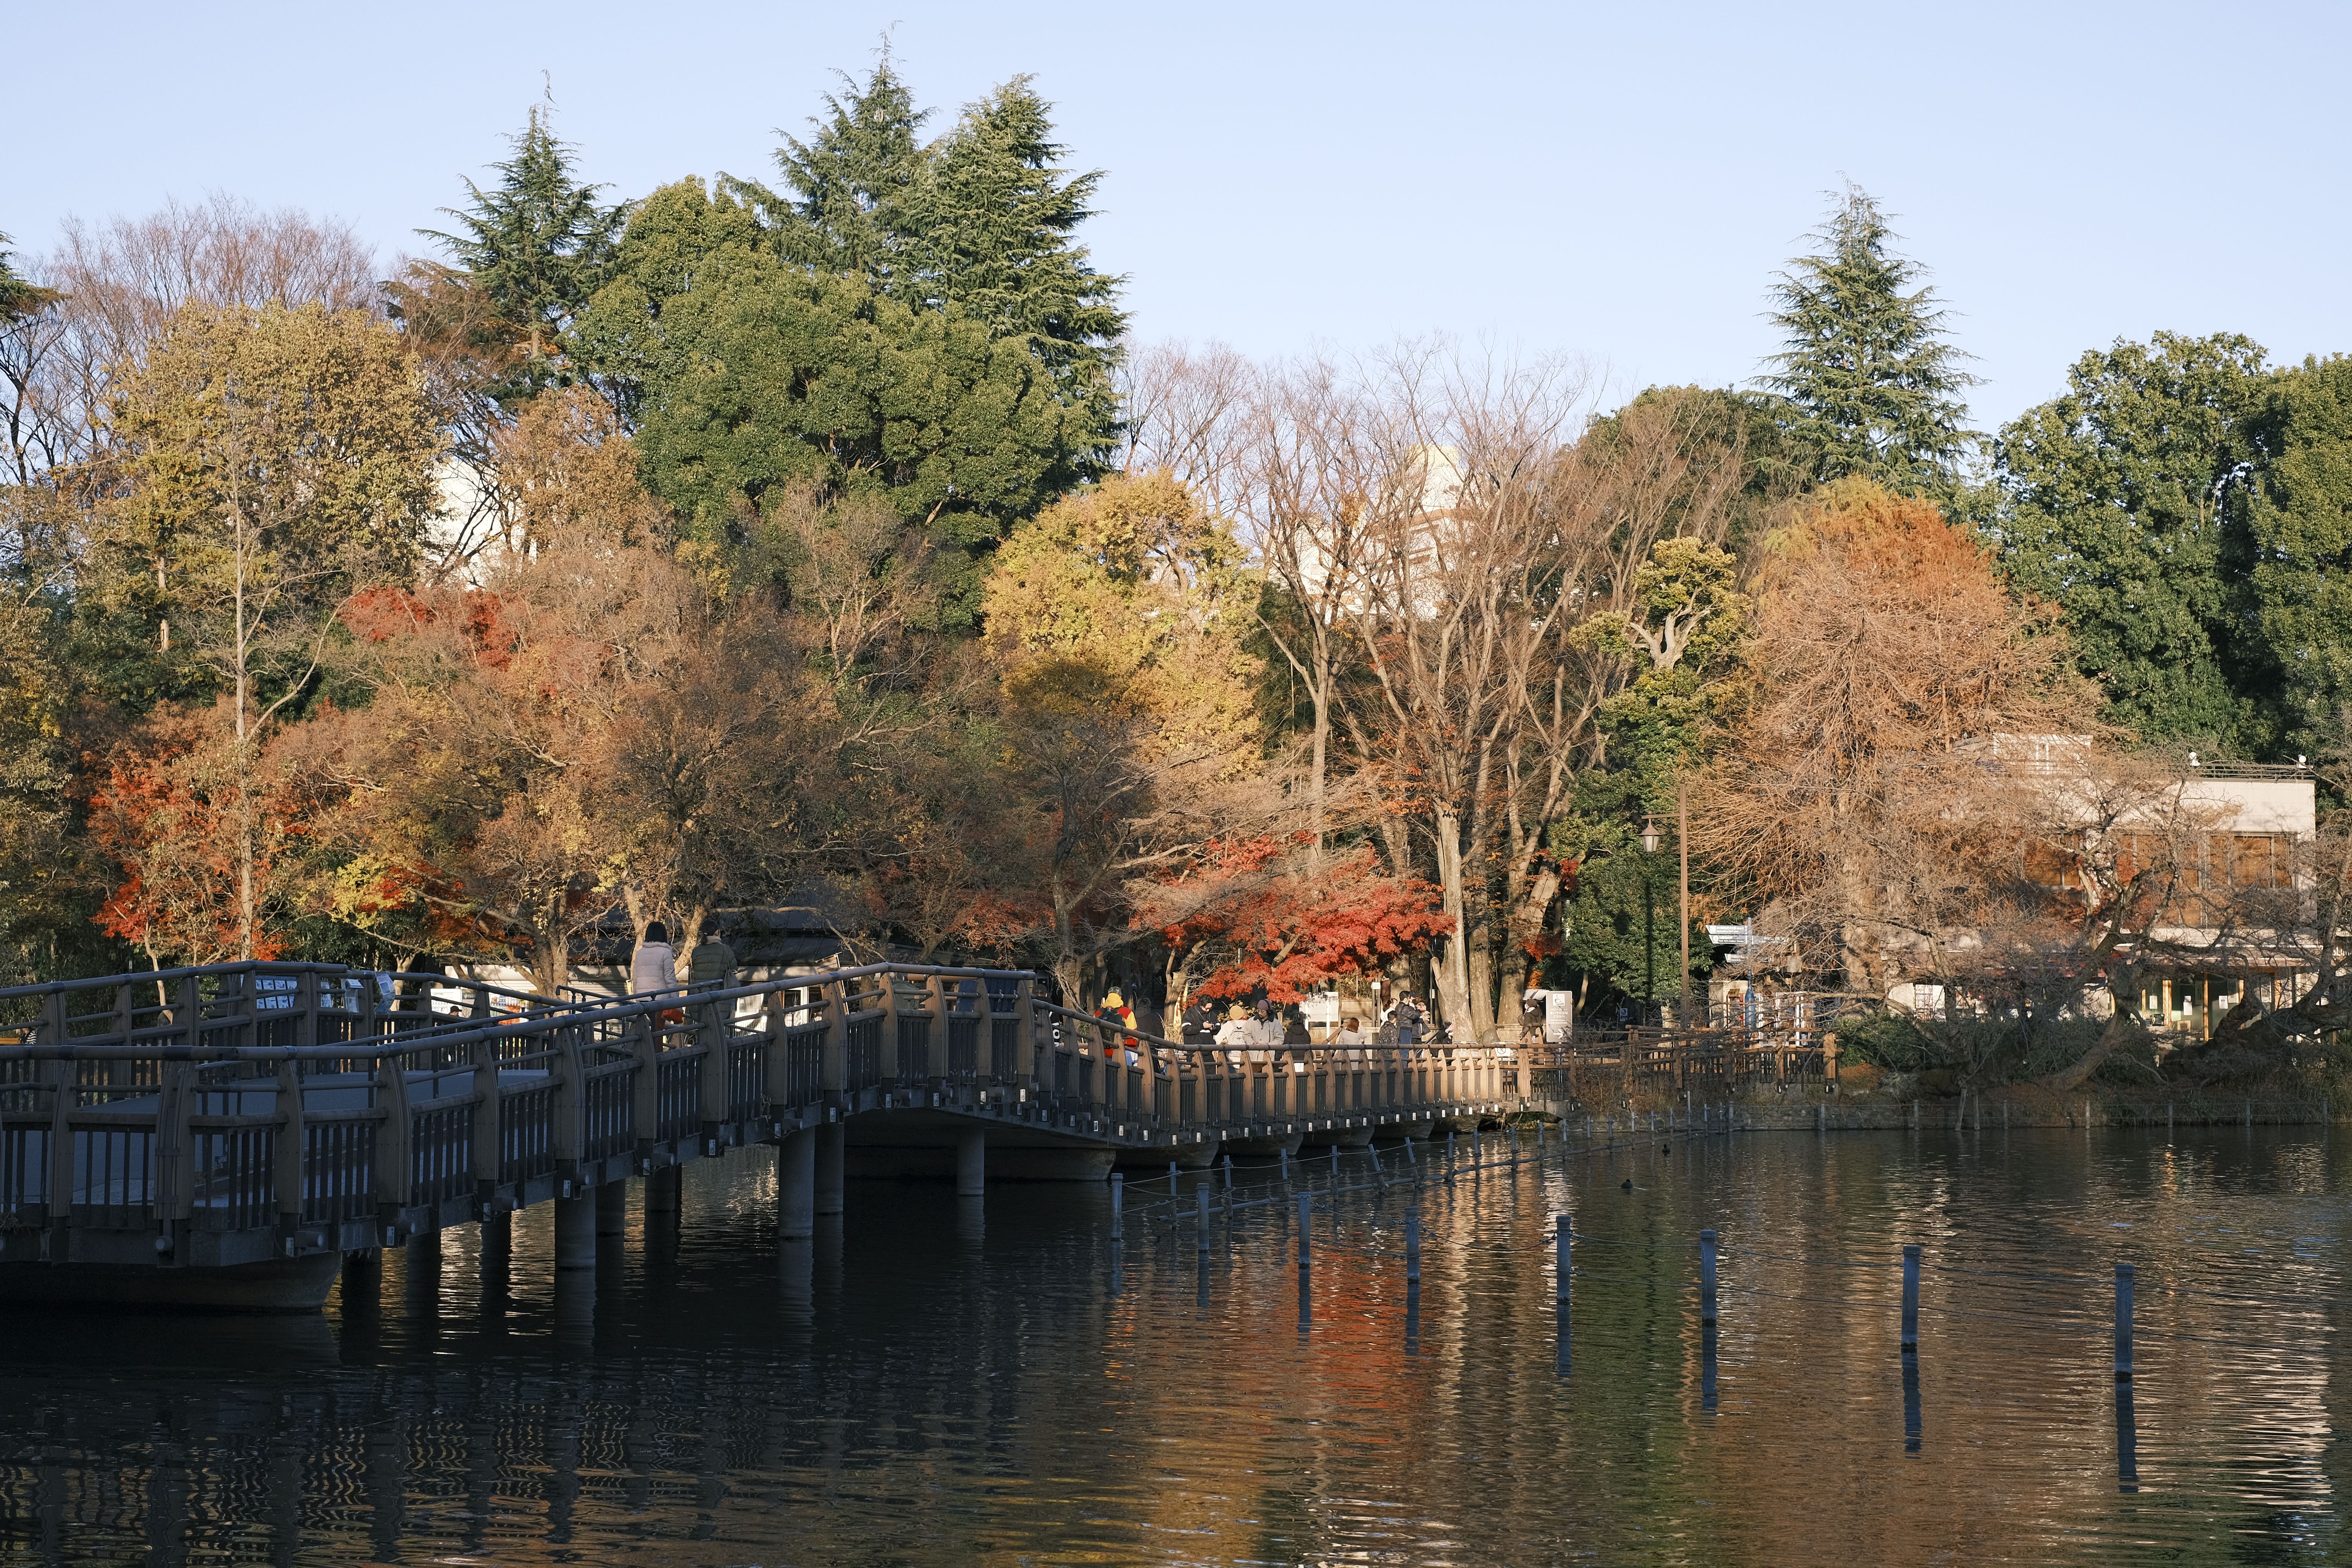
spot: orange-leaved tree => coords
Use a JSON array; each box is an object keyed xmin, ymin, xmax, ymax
[
  {"xmin": 88, "ymin": 698, "xmax": 321, "ymax": 966},
  {"xmin": 1695, "ymin": 477, "xmax": 2096, "ymax": 1006}
]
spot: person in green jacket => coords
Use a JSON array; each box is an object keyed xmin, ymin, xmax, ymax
[
  {"xmin": 688, "ymin": 930, "xmax": 738, "ymax": 988},
  {"xmin": 688, "ymin": 930, "xmax": 740, "ymax": 1037}
]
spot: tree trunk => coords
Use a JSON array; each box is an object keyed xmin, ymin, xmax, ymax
[
  {"xmin": 1432, "ymin": 812, "xmax": 1474, "ymax": 1034},
  {"xmin": 532, "ymin": 932, "xmax": 570, "ymax": 1001},
  {"xmin": 1307, "ymin": 665, "xmax": 1331, "ymax": 873}
]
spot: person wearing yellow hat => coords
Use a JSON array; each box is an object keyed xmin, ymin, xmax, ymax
[{"xmin": 1097, "ymin": 988, "xmax": 1138, "ymax": 1066}]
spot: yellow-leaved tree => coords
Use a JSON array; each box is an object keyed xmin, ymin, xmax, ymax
[{"xmin": 980, "ymin": 470, "xmax": 1264, "ymax": 1002}]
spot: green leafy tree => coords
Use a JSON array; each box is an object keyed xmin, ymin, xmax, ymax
[
  {"xmin": 2243, "ymin": 355, "xmax": 2352, "ymax": 760},
  {"xmin": 1762, "ymin": 185, "xmax": 1979, "ymax": 502},
  {"xmin": 418, "ymin": 105, "xmax": 628, "ymax": 404},
  {"xmin": 579, "ymin": 179, "xmax": 1103, "ymax": 620},
  {"xmin": 1994, "ymin": 332, "xmax": 2274, "ymax": 749},
  {"xmin": 1557, "ymin": 843, "xmax": 1708, "ymax": 1014},
  {"xmin": 645, "ymin": 63, "xmax": 1123, "ymax": 542}
]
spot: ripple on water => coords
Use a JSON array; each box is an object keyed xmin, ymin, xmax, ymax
[{"xmin": 0, "ymin": 1127, "xmax": 2345, "ymax": 1564}]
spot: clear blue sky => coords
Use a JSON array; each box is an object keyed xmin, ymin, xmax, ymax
[{"xmin": 13, "ymin": 1, "xmax": 2348, "ymax": 430}]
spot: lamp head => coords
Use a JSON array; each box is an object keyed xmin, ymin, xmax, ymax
[{"xmin": 1639, "ymin": 816, "xmax": 1662, "ymax": 855}]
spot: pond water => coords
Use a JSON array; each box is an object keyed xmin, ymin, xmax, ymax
[{"xmin": 0, "ymin": 1123, "xmax": 2346, "ymax": 1566}]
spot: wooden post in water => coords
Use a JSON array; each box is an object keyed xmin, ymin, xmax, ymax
[
  {"xmin": 2114, "ymin": 1262, "xmax": 2135, "ymax": 1378},
  {"xmin": 1901, "ymin": 1244, "xmax": 1920, "ymax": 1352},
  {"xmin": 1110, "ymin": 1173, "xmax": 1124, "ymax": 1240},
  {"xmin": 1700, "ymin": 1229, "xmax": 1718, "ymax": 1326}
]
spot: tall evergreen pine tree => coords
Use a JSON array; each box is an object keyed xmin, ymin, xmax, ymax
[
  {"xmin": 421, "ymin": 106, "xmax": 628, "ymax": 403},
  {"xmin": 1763, "ymin": 186, "xmax": 1979, "ymax": 501},
  {"xmin": 751, "ymin": 63, "xmax": 928, "ymax": 287},
  {"xmin": 0, "ymin": 231, "xmax": 59, "ymax": 325}
]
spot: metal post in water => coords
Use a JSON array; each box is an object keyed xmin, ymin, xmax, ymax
[
  {"xmin": 1197, "ymin": 1186, "xmax": 1211, "ymax": 1254},
  {"xmin": 1297, "ymin": 1193, "xmax": 1312, "ymax": 1269},
  {"xmin": 2168, "ymin": 1101, "xmax": 2174, "ymax": 1139},
  {"xmin": 1280, "ymin": 1147, "xmax": 1290, "ymax": 1182},
  {"xmin": 1110, "ymin": 1173, "xmax": 1124, "ymax": 1240},
  {"xmin": 1903, "ymin": 1346, "xmax": 1922, "ymax": 1456},
  {"xmin": 1331, "ymin": 1142, "xmax": 1340, "ymax": 1177},
  {"xmin": 1817, "ymin": 1103, "xmax": 1826, "ymax": 1136},
  {"xmin": 1556, "ymin": 1213, "xmax": 1573, "ymax": 1306},
  {"xmin": 1169, "ymin": 1160, "xmax": 1179, "ymax": 1189},
  {"xmin": 1901, "ymin": 1244, "xmax": 1920, "ymax": 1351},
  {"xmin": 1223, "ymin": 1153, "xmax": 1234, "ymax": 1189},
  {"xmin": 1700, "ymin": 1228, "xmax": 1719, "ymax": 1326},
  {"xmin": 2114, "ymin": 1262, "xmax": 2135, "ymax": 1379},
  {"xmin": 2116, "ymin": 1374, "xmax": 2138, "ymax": 1492},
  {"xmin": 1404, "ymin": 1209, "xmax": 1420, "ymax": 1351}
]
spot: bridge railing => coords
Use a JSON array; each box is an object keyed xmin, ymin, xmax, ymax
[
  {"xmin": 1510, "ymin": 1029, "xmax": 1829, "ymax": 1093},
  {"xmin": 0, "ymin": 960, "xmax": 1512, "ymax": 1269}
]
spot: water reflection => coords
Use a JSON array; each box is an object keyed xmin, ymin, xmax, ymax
[{"xmin": 0, "ymin": 1128, "xmax": 2342, "ymax": 1563}]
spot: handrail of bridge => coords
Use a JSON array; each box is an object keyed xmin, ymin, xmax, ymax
[{"xmin": 0, "ymin": 956, "xmax": 1525, "ymax": 1277}]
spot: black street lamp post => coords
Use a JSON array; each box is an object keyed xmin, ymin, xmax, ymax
[{"xmin": 1639, "ymin": 816, "xmax": 1662, "ymax": 1027}]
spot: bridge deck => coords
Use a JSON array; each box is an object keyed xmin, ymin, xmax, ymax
[{"xmin": 0, "ymin": 962, "xmax": 1506, "ymax": 1291}]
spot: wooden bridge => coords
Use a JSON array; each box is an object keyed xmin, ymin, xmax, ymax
[{"xmin": 0, "ymin": 961, "xmax": 1508, "ymax": 1308}]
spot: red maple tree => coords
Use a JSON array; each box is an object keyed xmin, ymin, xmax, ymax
[{"xmin": 1152, "ymin": 838, "xmax": 1452, "ymax": 1003}]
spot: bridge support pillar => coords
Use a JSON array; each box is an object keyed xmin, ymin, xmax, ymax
[
  {"xmin": 815, "ymin": 1122, "xmax": 845, "ymax": 1215},
  {"xmin": 555, "ymin": 1191, "xmax": 595, "ymax": 1271},
  {"xmin": 646, "ymin": 1165, "xmax": 681, "ymax": 1216},
  {"xmin": 340, "ymin": 1248, "xmax": 381, "ymax": 1303},
  {"xmin": 779, "ymin": 1129, "xmax": 817, "ymax": 1240},
  {"xmin": 956, "ymin": 1126, "xmax": 986, "ymax": 1197},
  {"xmin": 595, "ymin": 1179, "xmax": 628, "ymax": 1237}
]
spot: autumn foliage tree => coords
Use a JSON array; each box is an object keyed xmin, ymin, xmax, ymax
[
  {"xmin": 978, "ymin": 470, "xmax": 1264, "ymax": 1000},
  {"xmin": 1145, "ymin": 837, "xmax": 1449, "ymax": 1005},
  {"xmin": 1695, "ymin": 478, "xmax": 2095, "ymax": 1001}
]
